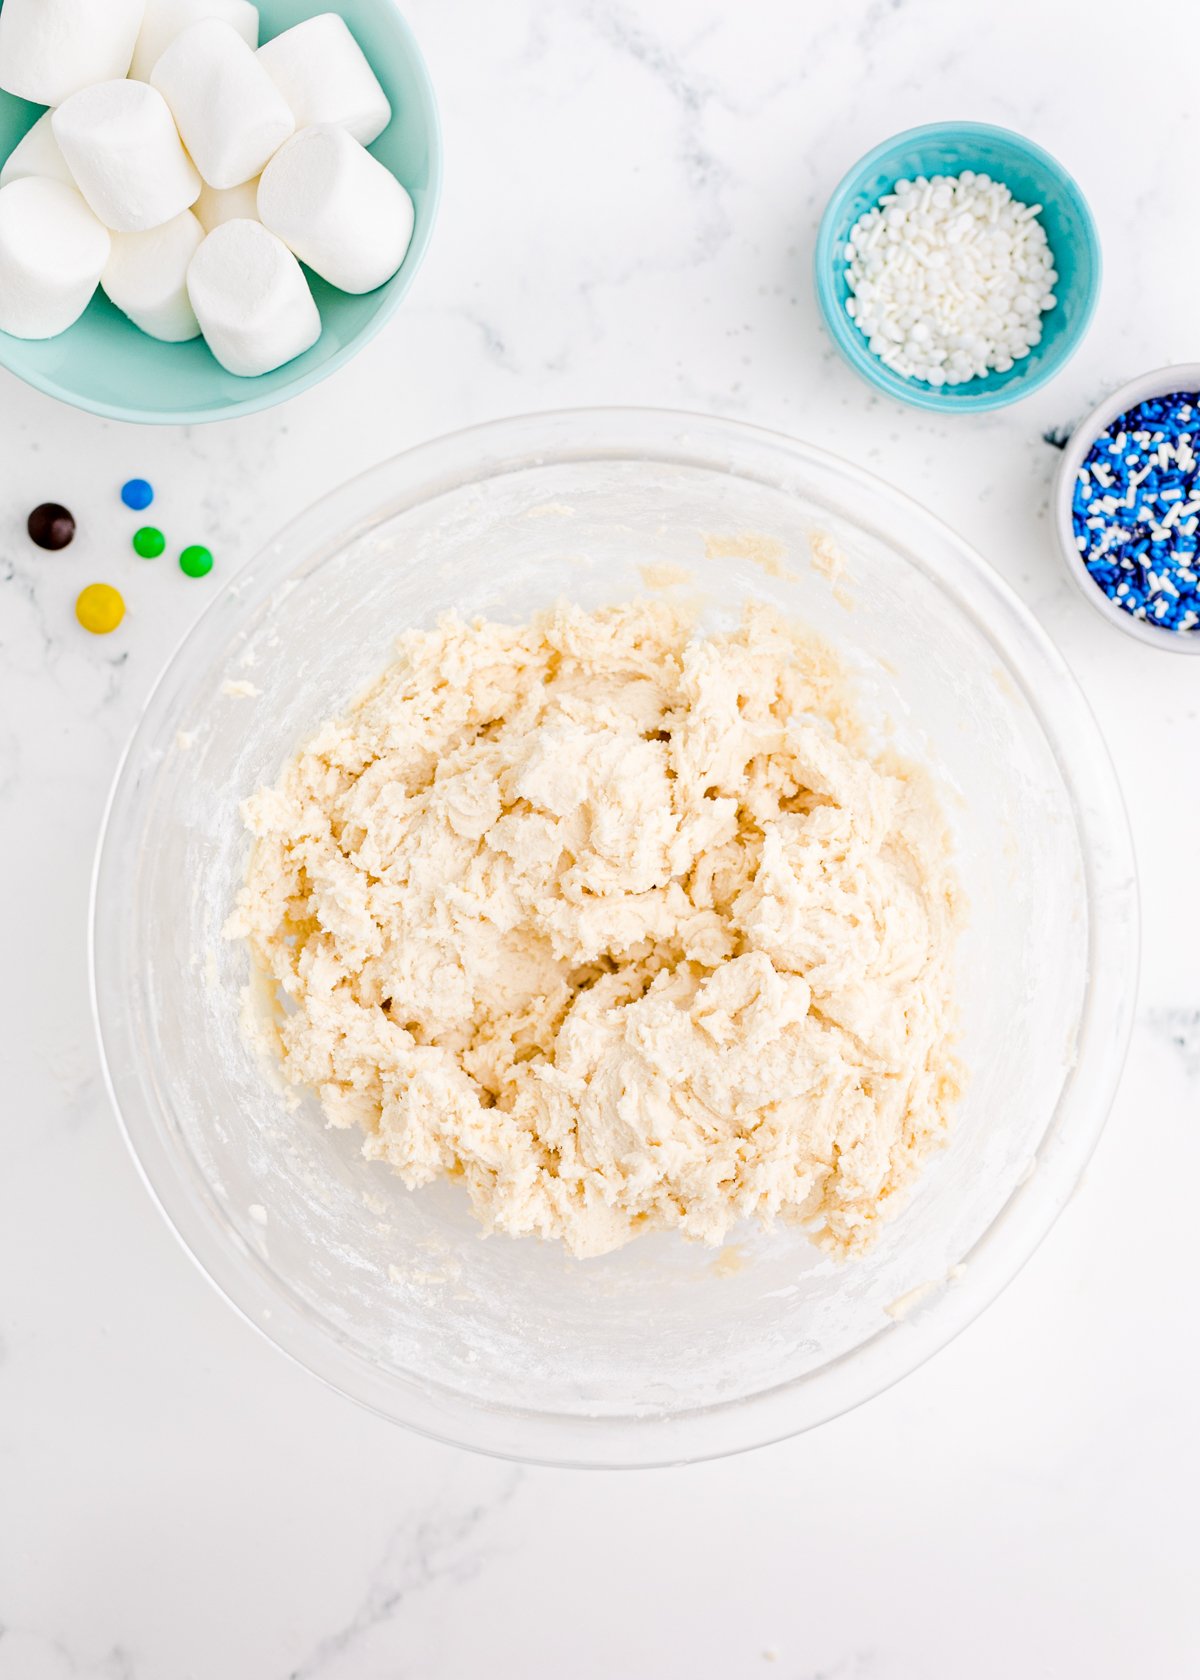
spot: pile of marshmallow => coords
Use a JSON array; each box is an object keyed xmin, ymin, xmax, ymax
[{"xmin": 0, "ymin": 0, "xmax": 414, "ymax": 376}]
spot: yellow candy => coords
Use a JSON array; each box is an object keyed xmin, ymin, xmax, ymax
[{"xmin": 75, "ymin": 583, "xmax": 125, "ymax": 635}]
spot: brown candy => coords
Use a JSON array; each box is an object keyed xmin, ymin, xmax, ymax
[{"xmin": 28, "ymin": 502, "xmax": 76, "ymax": 550}]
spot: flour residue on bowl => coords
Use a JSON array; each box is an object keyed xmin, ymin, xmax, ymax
[
  {"xmin": 703, "ymin": 531, "xmax": 797, "ymax": 580},
  {"xmin": 226, "ymin": 596, "xmax": 963, "ymax": 1261},
  {"xmin": 639, "ymin": 561, "xmax": 693, "ymax": 590}
]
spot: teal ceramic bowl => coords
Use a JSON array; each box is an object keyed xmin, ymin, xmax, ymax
[
  {"xmin": 0, "ymin": 0, "xmax": 441, "ymax": 424},
  {"xmin": 814, "ymin": 121, "xmax": 1101, "ymax": 413}
]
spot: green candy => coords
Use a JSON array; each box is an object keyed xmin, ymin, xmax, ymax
[
  {"xmin": 132, "ymin": 525, "xmax": 165, "ymax": 558},
  {"xmin": 179, "ymin": 544, "xmax": 214, "ymax": 578}
]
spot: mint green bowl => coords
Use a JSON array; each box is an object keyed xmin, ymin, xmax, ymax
[{"xmin": 0, "ymin": 0, "xmax": 441, "ymax": 424}]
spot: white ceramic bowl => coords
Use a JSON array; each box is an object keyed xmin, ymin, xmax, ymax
[
  {"xmin": 1053, "ymin": 362, "xmax": 1200, "ymax": 654},
  {"xmin": 92, "ymin": 409, "xmax": 1138, "ymax": 1467}
]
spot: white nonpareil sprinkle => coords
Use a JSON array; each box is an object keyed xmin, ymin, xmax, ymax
[{"xmin": 843, "ymin": 171, "xmax": 1058, "ymax": 386}]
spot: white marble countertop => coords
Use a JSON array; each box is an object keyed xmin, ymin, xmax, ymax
[{"xmin": 3, "ymin": 1, "xmax": 1199, "ymax": 1675}]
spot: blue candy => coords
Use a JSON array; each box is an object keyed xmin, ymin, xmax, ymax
[
  {"xmin": 1072, "ymin": 391, "xmax": 1200, "ymax": 635},
  {"xmin": 121, "ymin": 477, "xmax": 154, "ymax": 511}
]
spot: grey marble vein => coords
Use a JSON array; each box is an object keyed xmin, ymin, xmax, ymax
[
  {"xmin": 284, "ymin": 1470, "xmax": 523, "ymax": 1680},
  {"xmin": 1146, "ymin": 1008, "xmax": 1200, "ymax": 1082}
]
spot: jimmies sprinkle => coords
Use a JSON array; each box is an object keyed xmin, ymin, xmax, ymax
[{"xmin": 1073, "ymin": 391, "xmax": 1200, "ymax": 634}]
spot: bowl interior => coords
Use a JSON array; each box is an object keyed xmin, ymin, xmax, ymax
[
  {"xmin": 0, "ymin": 0, "xmax": 441, "ymax": 423},
  {"xmin": 815, "ymin": 122, "xmax": 1100, "ymax": 412},
  {"xmin": 93, "ymin": 414, "xmax": 1136, "ymax": 1464}
]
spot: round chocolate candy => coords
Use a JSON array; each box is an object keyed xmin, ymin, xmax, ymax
[
  {"xmin": 75, "ymin": 583, "xmax": 125, "ymax": 634},
  {"xmin": 179, "ymin": 544, "xmax": 213, "ymax": 578},
  {"xmin": 133, "ymin": 525, "xmax": 165, "ymax": 558},
  {"xmin": 28, "ymin": 502, "xmax": 76, "ymax": 550}
]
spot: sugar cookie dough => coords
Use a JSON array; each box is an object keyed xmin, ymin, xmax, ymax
[{"xmin": 228, "ymin": 599, "xmax": 962, "ymax": 1259}]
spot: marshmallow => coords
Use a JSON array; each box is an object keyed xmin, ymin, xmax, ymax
[
  {"xmin": 0, "ymin": 0, "xmax": 144, "ymax": 106},
  {"xmin": 0, "ymin": 178, "xmax": 110, "ymax": 339},
  {"xmin": 194, "ymin": 176, "xmax": 259, "ymax": 232},
  {"xmin": 53, "ymin": 80, "xmax": 200, "ymax": 233},
  {"xmin": 0, "ymin": 114, "xmax": 75, "ymax": 192},
  {"xmin": 258, "ymin": 14, "xmax": 391, "ymax": 147},
  {"xmin": 152, "ymin": 20, "xmax": 294, "ymax": 190},
  {"xmin": 102, "ymin": 208, "xmax": 204, "ymax": 340},
  {"xmin": 129, "ymin": 0, "xmax": 258, "ymax": 82},
  {"xmin": 258, "ymin": 126, "xmax": 413, "ymax": 295},
  {"xmin": 187, "ymin": 219, "xmax": 319, "ymax": 376}
]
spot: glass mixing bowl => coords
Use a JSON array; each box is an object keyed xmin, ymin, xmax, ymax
[{"xmin": 91, "ymin": 409, "xmax": 1138, "ymax": 1467}]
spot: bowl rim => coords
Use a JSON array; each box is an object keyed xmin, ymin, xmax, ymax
[
  {"xmin": 814, "ymin": 119, "xmax": 1102, "ymax": 414},
  {"xmin": 1052, "ymin": 362, "xmax": 1200, "ymax": 655},
  {"xmin": 90, "ymin": 405, "xmax": 1140, "ymax": 1466},
  {"xmin": 0, "ymin": 10, "xmax": 443, "ymax": 426}
]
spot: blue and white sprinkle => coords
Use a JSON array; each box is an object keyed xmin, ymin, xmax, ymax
[{"xmin": 1072, "ymin": 391, "xmax": 1200, "ymax": 635}]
